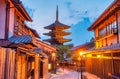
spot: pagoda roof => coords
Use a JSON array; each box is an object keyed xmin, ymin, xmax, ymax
[
  {"xmin": 43, "ymin": 31, "xmax": 71, "ymax": 36},
  {"xmin": 43, "ymin": 38, "xmax": 72, "ymax": 43},
  {"xmin": 44, "ymin": 21, "xmax": 70, "ymax": 30},
  {"xmin": 43, "ymin": 6, "xmax": 71, "ymax": 45},
  {"xmin": 44, "ymin": 6, "xmax": 70, "ymax": 30}
]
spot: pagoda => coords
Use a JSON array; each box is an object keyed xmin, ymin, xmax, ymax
[{"xmin": 43, "ymin": 6, "xmax": 71, "ymax": 45}]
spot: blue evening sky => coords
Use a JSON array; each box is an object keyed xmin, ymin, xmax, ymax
[{"xmin": 21, "ymin": 0, "xmax": 114, "ymax": 46}]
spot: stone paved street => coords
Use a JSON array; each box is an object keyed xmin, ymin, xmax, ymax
[{"xmin": 50, "ymin": 68, "xmax": 101, "ymax": 79}]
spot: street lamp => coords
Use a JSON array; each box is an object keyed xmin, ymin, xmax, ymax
[
  {"xmin": 97, "ymin": 54, "xmax": 101, "ymax": 58},
  {"xmin": 77, "ymin": 52, "xmax": 83, "ymax": 79}
]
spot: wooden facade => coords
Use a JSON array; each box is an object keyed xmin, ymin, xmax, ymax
[
  {"xmin": 0, "ymin": 0, "xmax": 58, "ymax": 79},
  {"xmin": 70, "ymin": 42, "xmax": 94, "ymax": 72},
  {"xmin": 36, "ymin": 39, "xmax": 57, "ymax": 78},
  {"xmin": 70, "ymin": 42, "xmax": 94, "ymax": 61},
  {"xmin": 0, "ymin": 47, "xmax": 16, "ymax": 79},
  {"xmin": 86, "ymin": 0, "xmax": 120, "ymax": 79}
]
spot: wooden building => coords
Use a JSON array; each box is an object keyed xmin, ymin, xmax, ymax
[
  {"xmin": 70, "ymin": 42, "xmax": 94, "ymax": 72},
  {"xmin": 0, "ymin": 0, "xmax": 57, "ymax": 79},
  {"xmin": 36, "ymin": 39, "xmax": 58, "ymax": 78},
  {"xmin": 86, "ymin": 0, "xmax": 120, "ymax": 79},
  {"xmin": 70, "ymin": 42, "xmax": 94, "ymax": 60},
  {"xmin": 43, "ymin": 6, "xmax": 71, "ymax": 45}
]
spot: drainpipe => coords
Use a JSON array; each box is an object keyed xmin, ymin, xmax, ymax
[{"xmin": 5, "ymin": 0, "xmax": 9, "ymax": 39}]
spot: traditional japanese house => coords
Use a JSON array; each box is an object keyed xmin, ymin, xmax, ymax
[
  {"xmin": 1, "ymin": 0, "xmax": 42, "ymax": 79},
  {"xmin": 36, "ymin": 39, "xmax": 58, "ymax": 78},
  {"xmin": 70, "ymin": 42, "xmax": 94, "ymax": 61},
  {"xmin": 43, "ymin": 6, "xmax": 71, "ymax": 45},
  {"xmin": 70, "ymin": 42, "xmax": 94, "ymax": 71},
  {"xmin": 86, "ymin": 0, "xmax": 120, "ymax": 79},
  {"xmin": 0, "ymin": 0, "xmax": 57, "ymax": 79}
]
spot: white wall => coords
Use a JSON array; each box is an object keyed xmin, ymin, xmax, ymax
[
  {"xmin": 0, "ymin": 1, "xmax": 6, "ymax": 39},
  {"xmin": 8, "ymin": 4, "xmax": 15, "ymax": 38}
]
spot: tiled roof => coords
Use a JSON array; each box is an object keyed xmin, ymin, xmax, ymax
[
  {"xmin": 52, "ymin": 21, "xmax": 70, "ymax": 26},
  {"xmin": 44, "ymin": 21, "xmax": 70, "ymax": 29},
  {"xmin": 9, "ymin": 35, "xmax": 33, "ymax": 44},
  {"xmin": 43, "ymin": 38, "xmax": 72, "ymax": 42},
  {"xmin": 24, "ymin": 24, "xmax": 40, "ymax": 38},
  {"xmin": 88, "ymin": 0, "xmax": 119, "ymax": 31},
  {"xmin": 11, "ymin": 0, "xmax": 32, "ymax": 21},
  {"xmin": 43, "ymin": 31, "xmax": 71, "ymax": 36},
  {"xmin": 70, "ymin": 42, "xmax": 94, "ymax": 51}
]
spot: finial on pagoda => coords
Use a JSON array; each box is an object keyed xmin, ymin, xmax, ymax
[{"xmin": 56, "ymin": 5, "xmax": 59, "ymax": 22}]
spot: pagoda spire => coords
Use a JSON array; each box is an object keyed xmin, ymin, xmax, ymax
[
  {"xmin": 43, "ymin": 5, "xmax": 71, "ymax": 45},
  {"xmin": 56, "ymin": 5, "xmax": 59, "ymax": 22}
]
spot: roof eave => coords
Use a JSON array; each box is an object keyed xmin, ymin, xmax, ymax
[
  {"xmin": 88, "ymin": 26, "xmax": 95, "ymax": 31},
  {"xmin": 87, "ymin": 0, "xmax": 118, "ymax": 31},
  {"xmin": 24, "ymin": 25, "xmax": 40, "ymax": 38},
  {"xmin": 37, "ymin": 39, "xmax": 58, "ymax": 51},
  {"xmin": 18, "ymin": 4, "xmax": 32, "ymax": 22},
  {"xmin": 29, "ymin": 28, "xmax": 40, "ymax": 38},
  {"xmin": 12, "ymin": 1, "xmax": 32, "ymax": 22}
]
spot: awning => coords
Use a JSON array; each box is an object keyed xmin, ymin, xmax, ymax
[{"xmin": 8, "ymin": 34, "xmax": 37, "ymax": 47}]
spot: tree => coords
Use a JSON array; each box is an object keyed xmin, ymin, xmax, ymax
[
  {"xmin": 55, "ymin": 45, "xmax": 73, "ymax": 61},
  {"xmin": 90, "ymin": 37, "xmax": 94, "ymax": 42}
]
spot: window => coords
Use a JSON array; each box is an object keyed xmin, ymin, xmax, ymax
[{"xmin": 98, "ymin": 20, "xmax": 117, "ymax": 39}]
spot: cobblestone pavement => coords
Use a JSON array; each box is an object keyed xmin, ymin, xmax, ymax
[
  {"xmin": 50, "ymin": 68, "xmax": 101, "ymax": 79},
  {"xmin": 50, "ymin": 68, "xmax": 80, "ymax": 79}
]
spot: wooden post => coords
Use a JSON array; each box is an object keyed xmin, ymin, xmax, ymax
[
  {"xmin": 34, "ymin": 54, "xmax": 40, "ymax": 79},
  {"xmin": 21, "ymin": 55, "xmax": 27, "ymax": 79},
  {"xmin": 5, "ymin": 49, "xmax": 16, "ymax": 79},
  {"xmin": 0, "ymin": 47, "xmax": 6, "ymax": 79}
]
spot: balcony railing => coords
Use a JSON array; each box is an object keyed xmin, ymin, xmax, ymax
[
  {"xmin": 96, "ymin": 43, "xmax": 120, "ymax": 50},
  {"xmin": 96, "ymin": 28, "xmax": 118, "ymax": 41},
  {"xmin": 106, "ymin": 28, "xmax": 117, "ymax": 35}
]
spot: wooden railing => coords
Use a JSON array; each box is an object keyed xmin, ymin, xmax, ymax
[
  {"xmin": 96, "ymin": 28, "xmax": 118, "ymax": 41},
  {"xmin": 96, "ymin": 43, "xmax": 120, "ymax": 50}
]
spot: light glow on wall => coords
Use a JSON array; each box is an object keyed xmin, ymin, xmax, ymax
[
  {"xmin": 97, "ymin": 54, "xmax": 101, "ymax": 58},
  {"xmin": 87, "ymin": 54, "xmax": 92, "ymax": 58},
  {"xmin": 48, "ymin": 64, "xmax": 51, "ymax": 70}
]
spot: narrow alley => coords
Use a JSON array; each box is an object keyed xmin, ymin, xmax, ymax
[{"xmin": 50, "ymin": 68, "xmax": 101, "ymax": 79}]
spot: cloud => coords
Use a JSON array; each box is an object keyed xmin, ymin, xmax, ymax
[
  {"xmin": 61, "ymin": 1, "xmax": 89, "ymax": 25},
  {"xmin": 63, "ymin": 0, "xmax": 114, "ymax": 25},
  {"xmin": 20, "ymin": 0, "xmax": 114, "ymax": 44},
  {"xmin": 66, "ymin": 2, "xmax": 72, "ymax": 8}
]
